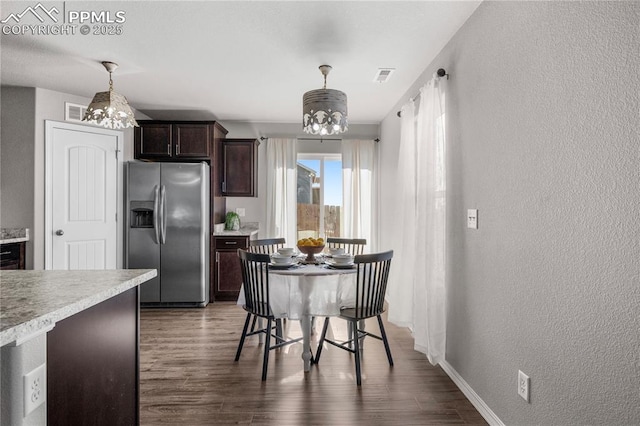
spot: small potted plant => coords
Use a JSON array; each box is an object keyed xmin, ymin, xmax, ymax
[{"xmin": 225, "ymin": 211, "xmax": 240, "ymax": 231}]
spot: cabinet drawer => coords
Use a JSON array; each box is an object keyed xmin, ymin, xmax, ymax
[{"xmin": 214, "ymin": 237, "xmax": 248, "ymax": 249}]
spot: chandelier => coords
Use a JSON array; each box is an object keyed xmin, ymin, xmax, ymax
[
  {"xmin": 83, "ymin": 61, "xmax": 139, "ymax": 129},
  {"xmin": 302, "ymin": 65, "xmax": 348, "ymax": 135}
]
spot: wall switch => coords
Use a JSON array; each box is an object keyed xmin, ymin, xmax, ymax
[
  {"xmin": 24, "ymin": 363, "xmax": 46, "ymax": 417},
  {"xmin": 235, "ymin": 208, "xmax": 246, "ymax": 217},
  {"xmin": 518, "ymin": 370, "xmax": 530, "ymax": 402},
  {"xmin": 467, "ymin": 209, "xmax": 478, "ymax": 229}
]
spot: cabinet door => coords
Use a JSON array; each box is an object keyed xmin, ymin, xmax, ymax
[
  {"xmin": 215, "ymin": 250, "xmax": 243, "ymax": 301},
  {"xmin": 221, "ymin": 139, "xmax": 258, "ymax": 197},
  {"xmin": 174, "ymin": 124, "xmax": 210, "ymax": 158},
  {"xmin": 135, "ymin": 123, "xmax": 173, "ymax": 159}
]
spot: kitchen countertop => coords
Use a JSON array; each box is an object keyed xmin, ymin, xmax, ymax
[
  {"xmin": 0, "ymin": 269, "xmax": 157, "ymax": 346},
  {"xmin": 213, "ymin": 222, "xmax": 259, "ymax": 237},
  {"xmin": 0, "ymin": 228, "xmax": 29, "ymax": 244}
]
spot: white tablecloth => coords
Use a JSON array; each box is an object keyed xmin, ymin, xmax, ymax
[{"xmin": 237, "ymin": 264, "xmax": 357, "ymax": 320}]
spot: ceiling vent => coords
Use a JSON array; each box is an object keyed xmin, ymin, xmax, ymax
[{"xmin": 373, "ymin": 68, "xmax": 395, "ymax": 83}]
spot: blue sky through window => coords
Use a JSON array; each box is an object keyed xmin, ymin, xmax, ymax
[{"xmin": 298, "ymin": 159, "xmax": 342, "ymax": 206}]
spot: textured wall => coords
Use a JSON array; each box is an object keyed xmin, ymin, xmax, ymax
[
  {"xmin": 380, "ymin": 1, "xmax": 639, "ymax": 424},
  {"xmin": 1, "ymin": 86, "xmax": 36, "ymax": 268}
]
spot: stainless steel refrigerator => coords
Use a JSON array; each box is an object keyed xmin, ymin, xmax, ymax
[{"xmin": 125, "ymin": 162, "xmax": 209, "ymax": 307}]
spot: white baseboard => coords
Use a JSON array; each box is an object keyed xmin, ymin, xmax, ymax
[{"xmin": 440, "ymin": 360, "xmax": 505, "ymax": 426}]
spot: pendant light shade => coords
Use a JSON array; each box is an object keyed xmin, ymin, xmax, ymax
[
  {"xmin": 303, "ymin": 65, "xmax": 348, "ymax": 136},
  {"xmin": 83, "ymin": 61, "xmax": 138, "ymax": 129}
]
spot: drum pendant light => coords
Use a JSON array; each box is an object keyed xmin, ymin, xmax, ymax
[{"xmin": 302, "ymin": 65, "xmax": 348, "ymax": 136}]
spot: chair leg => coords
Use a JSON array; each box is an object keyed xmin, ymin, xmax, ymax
[
  {"xmin": 352, "ymin": 320, "xmax": 362, "ymax": 386},
  {"xmin": 262, "ymin": 318, "xmax": 272, "ymax": 381},
  {"xmin": 249, "ymin": 314, "xmax": 258, "ymax": 333},
  {"xmin": 358, "ymin": 319, "xmax": 366, "ymax": 352},
  {"xmin": 377, "ymin": 315, "xmax": 394, "ymax": 366},
  {"xmin": 275, "ymin": 319, "xmax": 284, "ymax": 344},
  {"xmin": 315, "ymin": 317, "xmax": 331, "ymax": 364},
  {"xmin": 235, "ymin": 313, "xmax": 252, "ymax": 361}
]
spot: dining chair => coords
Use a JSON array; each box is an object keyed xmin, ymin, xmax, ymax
[
  {"xmin": 248, "ymin": 237, "xmax": 286, "ymax": 254},
  {"xmin": 326, "ymin": 237, "xmax": 367, "ymax": 255},
  {"xmin": 234, "ymin": 249, "xmax": 301, "ymax": 381},
  {"xmin": 314, "ymin": 250, "xmax": 394, "ymax": 386}
]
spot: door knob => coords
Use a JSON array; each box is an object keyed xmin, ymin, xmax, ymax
[{"xmin": 55, "ymin": 229, "xmax": 64, "ymax": 236}]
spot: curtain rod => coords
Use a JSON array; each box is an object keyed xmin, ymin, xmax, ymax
[
  {"xmin": 260, "ymin": 137, "xmax": 380, "ymax": 143},
  {"xmin": 397, "ymin": 68, "xmax": 448, "ymax": 118}
]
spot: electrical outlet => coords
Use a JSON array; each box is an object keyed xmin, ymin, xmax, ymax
[
  {"xmin": 518, "ymin": 370, "xmax": 530, "ymax": 402},
  {"xmin": 467, "ymin": 209, "xmax": 478, "ymax": 229},
  {"xmin": 24, "ymin": 363, "xmax": 46, "ymax": 416},
  {"xmin": 235, "ymin": 208, "xmax": 246, "ymax": 217}
]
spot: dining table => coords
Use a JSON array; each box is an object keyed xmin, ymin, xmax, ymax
[{"xmin": 237, "ymin": 255, "xmax": 357, "ymax": 372}]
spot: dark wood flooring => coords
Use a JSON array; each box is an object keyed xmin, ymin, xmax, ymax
[{"xmin": 140, "ymin": 302, "xmax": 487, "ymax": 425}]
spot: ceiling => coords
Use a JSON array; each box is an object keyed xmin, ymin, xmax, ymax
[{"xmin": 1, "ymin": 1, "xmax": 481, "ymax": 124}]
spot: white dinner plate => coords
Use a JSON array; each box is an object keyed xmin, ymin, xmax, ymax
[
  {"xmin": 269, "ymin": 262, "xmax": 299, "ymax": 269},
  {"xmin": 324, "ymin": 260, "xmax": 355, "ymax": 269}
]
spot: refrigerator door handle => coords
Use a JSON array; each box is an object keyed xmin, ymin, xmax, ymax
[
  {"xmin": 152, "ymin": 185, "xmax": 161, "ymax": 245},
  {"xmin": 159, "ymin": 184, "xmax": 167, "ymax": 244}
]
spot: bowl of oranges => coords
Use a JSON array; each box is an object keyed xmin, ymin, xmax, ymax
[{"xmin": 297, "ymin": 237, "xmax": 325, "ymax": 262}]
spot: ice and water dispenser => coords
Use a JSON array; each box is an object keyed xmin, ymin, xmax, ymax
[{"xmin": 130, "ymin": 201, "xmax": 154, "ymax": 228}]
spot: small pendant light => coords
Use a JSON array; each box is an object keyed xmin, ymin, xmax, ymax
[{"xmin": 83, "ymin": 61, "xmax": 139, "ymax": 129}]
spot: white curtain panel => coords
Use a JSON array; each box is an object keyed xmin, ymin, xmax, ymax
[
  {"xmin": 265, "ymin": 138, "xmax": 298, "ymax": 245},
  {"xmin": 387, "ymin": 101, "xmax": 417, "ymax": 329},
  {"xmin": 388, "ymin": 76, "xmax": 447, "ymax": 365},
  {"xmin": 342, "ymin": 139, "xmax": 377, "ymax": 249}
]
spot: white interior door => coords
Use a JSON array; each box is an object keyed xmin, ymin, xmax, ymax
[{"xmin": 45, "ymin": 121, "xmax": 123, "ymax": 270}]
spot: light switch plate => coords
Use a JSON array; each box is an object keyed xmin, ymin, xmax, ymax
[
  {"xmin": 467, "ymin": 209, "xmax": 478, "ymax": 229},
  {"xmin": 236, "ymin": 208, "xmax": 246, "ymax": 217}
]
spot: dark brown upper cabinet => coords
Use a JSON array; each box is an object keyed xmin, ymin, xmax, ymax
[
  {"xmin": 221, "ymin": 139, "xmax": 258, "ymax": 197},
  {"xmin": 135, "ymin": 121, "xmax": 213, "ymax": 160}
]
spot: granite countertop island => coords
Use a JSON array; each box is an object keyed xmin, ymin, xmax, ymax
[{"xmin": 0, "ymin": 269, "xmax": 156, "ymax": 346}]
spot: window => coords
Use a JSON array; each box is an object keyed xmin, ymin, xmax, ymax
[{"xmin": 296, "ymin": 154, "xmax": 342, "ymax": 240}]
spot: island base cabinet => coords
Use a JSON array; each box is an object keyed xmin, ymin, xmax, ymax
[{"xmin": 47, "ymin": 287, "xmax": 139, "ymax": 426}]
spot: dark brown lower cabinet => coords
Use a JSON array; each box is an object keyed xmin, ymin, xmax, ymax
[
  {"xmin": 47, "ymin": 287, "xmax": 139, "ymax": 426},
  {"xmin": 0, "ymin": 242, "xmax": 25, "ymax": 270},
  {"xmin": 213, "ymin": 236, "xmax": 249, "ymax": 301}
]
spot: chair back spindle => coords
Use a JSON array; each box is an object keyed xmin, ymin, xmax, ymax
[
  {"xmin": 249, "ymin": 238, "xmax": 286, "ymax": 254},
  {"xmin": 326, "ymin": 237, "xmax": 367, "ymax": 255},
  {"xmin": 353, "ymin": 250, "xmax": 393, "ymax": 318},
  {"xmin": 238, "ymin": 249, "xmax": 272, "ymax": 317}
]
